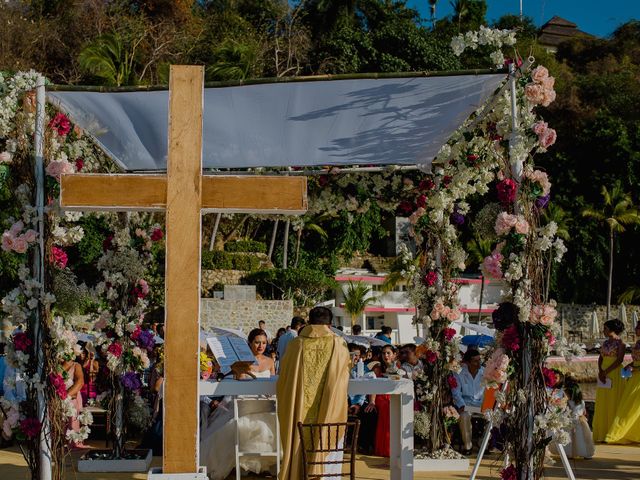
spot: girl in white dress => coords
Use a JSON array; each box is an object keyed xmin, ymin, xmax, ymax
[
  {"xmin": 201, "ymin": 328, "xmax": 277, "ymax": 480},
  {"xmin": 562, "ymin": 375, "xmax": 595, "ymax": 459}
]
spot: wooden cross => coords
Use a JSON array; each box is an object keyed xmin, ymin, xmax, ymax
[{"xmin": 59, "ymin": 65, "xmax": 307, "ymax": 474}]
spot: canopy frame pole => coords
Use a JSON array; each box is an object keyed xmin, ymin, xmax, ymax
[{"xmin": 35, "ymin": 75, "xmax": 52, "ymax": 480}]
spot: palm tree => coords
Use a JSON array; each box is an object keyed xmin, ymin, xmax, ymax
[
  {"xmin": 293, "ymin": 214, "xmax": 329, "ymax": 268},
  {"xmin": 78, "ymin": 33, "xmax": 138, "ymax": 86},
  {"xmin": 582, "ymin": 182, "xmax": 640, "ymax": 320},
  {"xmin": 619, "ymin": 285, "xmax": 640, "ymax": 304},
  {"xmin": 466, "ymin": 236, "xmax": 493, "ymax": 322},
  {"xmin": 207, "ymin": 40, "xmax": 260, "ymax": 81},
  {"xmin": 343, "ymin": 281, "xmax": 376, "ymax": 328}
]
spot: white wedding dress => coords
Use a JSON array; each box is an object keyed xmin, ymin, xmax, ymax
[{"xmin": 200, "ymin": 370, "xmax": 278, "ymax": 480}]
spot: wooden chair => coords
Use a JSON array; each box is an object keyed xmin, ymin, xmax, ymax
[{"xmin": 297, "ymin": 420, "xmax": 360, "ymax": 480}]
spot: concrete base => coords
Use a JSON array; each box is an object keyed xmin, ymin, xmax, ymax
[
  {"xmin": 414, "ymin": 458, "xmax": 470, "ymax": 472},
  {"xmin": 147, "ymin": 466, "xmax": 208, "ymax": 479},
  {"xmin": 77, "ymin": 449, "xmax": 153, "ymax": 472}
]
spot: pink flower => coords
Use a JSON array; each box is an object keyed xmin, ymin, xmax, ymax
[
  {"xmin": 133, "ymin": 279, "xmax": 149, "ymax": 299},
  {"xmin": 446, "ymin": 308, "xmax": 461, "ymax": 321},
  {"xmin": 484, "ymin": 348, "xmax": 510, "ymax": 385},
  {"xmin": 107, "ymin": 342, "xmax": 123, "ymax": 358},
  {"xmin": 48, "ymin": 112, "xmax": 71, "ymax": 136},
  {"xmin": 494, "ymin": 212, "xmax": 518, "ymax": 236},
  {"xmin": 502, "ymin": 324, "xmax": 521, "ymax": 352},
  {"xmin": 531, "ymin": 303, "xmax": 557, "ymax": 326},
  {"xmin": 482, "ymin": 251, "xmax": 503, "ymax": 279},
  {"xmin": 0, "ymin": 151, "xmax": 11, "ymax": 164},
  {"xmin": 443, "ymin": 328, "xmax": 456, "ymax": 342},
  {"xmin": 10, "ymin": 237, "xmax": 28, "ymax": 253},
  {"xmin": 496, "ymin": 178, "xmax": 518, "ymax": 205},
  {"xmin": 447, "ymin": 375, "xmax": 458, "ymax": 389},
  {"xmin": 23, "ymin": 229, "xmax": 37, "ymax": 243},
  {"xmin": 524, "ymin": 83, "xmax": 545, "ymax": 104},
  {"xmin": 13, "ymin": 332, "xmax": 32, "ymax": 352},
  {"xmin": 514, "ymin": 218, "xmax": 530, "ymax": 235},
  {"xmin": 45, "ymin": 159, "xmax": 74, "ymax": 180},
  {"xmin": 150, "ymin": 228, "xmax": 164, "ymax": 241},
  {"xmin": 542, "ymin": 367, "xmax": 558, "ymax": 388},
  {"xmin": 532, "ymin": 121, "xmax": 548, "ymax": 136},
  {"xmin": 19, "ymin": 418, "xmax": 42, "ymax": 439},
  {"xmin": 541, "ymin": 88, "xmax": 557, "ymax": 107},
  {"xmin": 424, "ymin": 271, "xmax": 438, "ymax": 286},
  {"xmin": 531, "ymin": 66, "xmax": 549, "ymax": 83},
  {"xmin": 50, "ymin": 246, "xmax": 68, "ymax": 269},
  {"xmin": 546, "ymin": 330, "xmax": 556, "ymax": 346},
  {"xmin": 539, "ymin": 126, "xmax": 557, "ymax": 148},
  {"xmin": 49, "ymin": 373, "xmax": 67, "ymax": 400},
  {"xmin": 541, "ymin": 76, "xmax": 555, "ymax": 90},
  {"xmin": 525, "ymin": 170, "xmax": 552, "ymax": 196}
]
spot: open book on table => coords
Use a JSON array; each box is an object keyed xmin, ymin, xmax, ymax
[{"xmin": 206, "ymin": 336, "xmax": 257, "ymax": 375}]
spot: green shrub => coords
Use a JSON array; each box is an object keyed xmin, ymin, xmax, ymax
[
  {"xmin": 202, "ymin": 250, "xmax": 262, "ymax": 271},
  {"xmin": 243, "ymin": 267, "xmax": 337, "ymax": 307},
  {"xmin": 224, "ymin": 239, "xmax": 267, "ymax": 254}
]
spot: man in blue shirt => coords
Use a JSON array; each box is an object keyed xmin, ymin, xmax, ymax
[
  {"xmin": 451, "ymin": 349, "xmax": 485, "ymax": 455},
  {"xmin": 374, "ymin": 326, "xmax": 393, "ymax": 344},
  {"xmin": 276, "ymin": 316, "xmax": 306, "ymax": 366}
]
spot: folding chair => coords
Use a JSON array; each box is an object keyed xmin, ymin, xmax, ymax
[{"xmin": 297, "ymin": 420, "xmax": 360, "ymax": 480}]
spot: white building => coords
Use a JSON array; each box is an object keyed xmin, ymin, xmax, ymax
[{"xmin": 331, "ymin": 268, "xmax": 507, "ymax": 344}]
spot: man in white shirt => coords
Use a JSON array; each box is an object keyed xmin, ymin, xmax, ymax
[
  {"xmin": 276, "ymin": 316, "xmax": 306, "ymax": 366},
  {"xmin": 258, "ymin": 320, "xmax": 273, "ymax": 342},
  {"xmin": 451, "ymin": 349, "xmax": 484, "ymax": 455},
  {"xmin": 399, "ymin": 344, "xmax": 424, "ymax": 379}
]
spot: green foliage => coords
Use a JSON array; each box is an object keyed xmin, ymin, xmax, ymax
[
  {"xmin": 343, "ymin": 280, "xmax": 376, "ymax": 325},
  {"xmin": 224, "ymin": 239, "xmax": 267, "ymax": 253},
  {"xmin": 201, "ymin": 250, "xmax": 262, "ymax": 271},
  {"xmin": 243, "ymin": 267, "xmax": 337, "ymax": 307},
  {"xmin": 78, "ymin": 32, "xmax": 138, "ymax": 86}
]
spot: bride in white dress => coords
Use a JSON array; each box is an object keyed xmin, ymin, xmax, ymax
[{"xmin": 201, "ymin": 328, "xmax": 277, "ymax": 480}]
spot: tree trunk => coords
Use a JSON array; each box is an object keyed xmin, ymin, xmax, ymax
[
  {"xmin": 607, "ymin": 229, "xmax": 614, "ymax": 320},
  {"xmin": 208, "ymin": 213, "xmax": 221, "ymax": 251},
  {"xmin": 294, "ymin": 227, "xmax": 302, "ymax": 267},
  {"xmin": 282, "ymin": 219, "xmax": 290, "ymax": 269},
  {"xmin": 268, "ymin": 219, "xmax": 279, "ymax": 260},
  {"xmin": 477, "ymin": 275, "xmax": 485, "ymax": 323},
  {"xmin": 544, "ymin": 249, "xmax": 552, "ymax": 303}
]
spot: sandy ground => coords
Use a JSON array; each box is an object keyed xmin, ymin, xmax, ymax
[{"xmin": 2, "ymin": 442, "xmax": 640, "ymax": 480}]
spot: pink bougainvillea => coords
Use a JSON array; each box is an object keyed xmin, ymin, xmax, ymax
[{"xmin": 50, "ymin": 246, "xmax": 68, "ymax": 269}]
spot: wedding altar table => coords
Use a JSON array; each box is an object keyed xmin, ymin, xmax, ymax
[{"xmin": 200, "ymin": 377, "xmax": 414, "ymax": 480}]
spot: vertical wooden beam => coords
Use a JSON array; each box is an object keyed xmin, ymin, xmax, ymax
[{"xmin": 163, "ymin": 65, "xmax": 204, "ymax": 473}]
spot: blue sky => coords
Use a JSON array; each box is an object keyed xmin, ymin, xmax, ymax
[{"xmin": 407, "ymin": 0, "xmax": 639, "ymax": 37}]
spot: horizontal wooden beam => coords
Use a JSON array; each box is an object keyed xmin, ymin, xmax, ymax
[{"xmin": 60, "ymin": 174, "xmax": 308, "ymax": 214}]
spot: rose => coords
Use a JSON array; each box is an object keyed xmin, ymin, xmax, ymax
[
  {"xmin": 19, "ymin": 418, "xmax": 42, "ymax": 439},
  {"xmin": 446, "ymin": 309, "xmax": 461, "ymax": 321},
  {"xmin": 13, "ymin": 332, "xmax": 32, "ymax": 352},
  {"xmin": 443, "ymin": 328, "xmax": 456, "ymax": 342},
  {"xmin": 502, "ymin": 324, "xmax": 521, "ymax": 352},
  {"xmin": 45, "ymin": 159, "xmax": 74, "ymax": 180},
  {"xmin": 418, "ymin": 179, "xmax": 435, "ymax": 191},
  {"xmin": 423, "ymin": 271, "xmax": 438, "ymax": 287},
  {"xmin": 75, "ymin": 158, "xmax": 84, "ymax": 171},
  {"xmin": 425, "ymin": 350, "xmax": 438, "ymax": 363},
  {"xmin": 48, "ymin": 112, "xmax": 71, "ymax": 136},
  {"xmin": 542, "ymin": 367, "xmax": 558, "ymax": 388},
  {"xmin": 500, "ymin": 465, "xmax": 517, "ymax": 480},
  {"xmin": 496, "ymin": 178, "xmax": 517, "ymax": 205},
  {"xmin": 447, "ymin": 375, "xmax": 458, "ymax": 390},
  {"xmin": 50, "ymin": 246, "xmax": 68, "ymax": 269},
  {"xmin": 531, "ymin": 66, "xmax": 549, "ymax": 83},
  {"xmin": 150, "ymin": 228, "xmax": 164, "ymax": 241},
  {"xmin": 524, "ymin": 83, "xmax": 545, "ymax": 104},
  {"xmin": 482, "ymin": 251, "xmax": 503, "ymax": 279},
  {"xmin": 539, "ymin": 127, "xmax": 557, "ymax": 148},
  {"xmin": 514, "ymin": 218, "xmax": 530, "ymax": 235},
  {"xmin": 494, "ymin": 212, "xmax": 518, "ymax": 236},
  {"xmin": 107, "ymin": 342, "xmax": 123, "ymax": 358},
  {"xmin": 416, "ymin": 194, "xmax": 427, "ymax": 208},
  {"xmin": 541, "ymin": 88, "xmax": 556, "ymax": 107}
]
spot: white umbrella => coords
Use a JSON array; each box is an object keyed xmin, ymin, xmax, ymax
[
  {"xmin": 619, "ymin": 304, "xmax": 628, "ymax": 331},
  {"xmin": 460, "ymin": 313, "xmax": 470, "ymax": 336},
  {"xmin": 632, "ymin": 310, "xmax": 639, "ymax": 330},
  {"xmin": 453, "ymin": 321, "xmax": 495, "ymax": 337},
  {"xmin": 346, "ymin": 334, "xmax": 389, "ymax": 347},
  {"xmin": 590, "ymin": 310, "xmax": 599, "ymax": 337},
  {"xmin": 331, "ymin": 327, "xmax": 347, "ymax": 337}
]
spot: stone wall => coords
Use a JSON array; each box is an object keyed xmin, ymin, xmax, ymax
[
  {"xmin": 201, "ymin": 298, "xmax": 293, "ymax": 334},
  {"xmin": 557, "ymin": 303, "xmax": 639, "ymax": 342},
  {"xmin": 201, "ymin": 269, "xmax": 245, "ymax": 295}
]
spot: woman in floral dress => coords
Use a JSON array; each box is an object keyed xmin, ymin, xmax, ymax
[
  {"xmin": 605, "ymin": 321, "xmax": 640, "ymax": 444},
  {"xmin": 592, "ymin": 319, "xmax": 626, "ymax": 441}
]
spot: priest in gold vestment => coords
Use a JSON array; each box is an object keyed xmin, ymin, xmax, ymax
[{"xmin": 277, "ymin": 306, "xmax": 350, "ymax": 480}]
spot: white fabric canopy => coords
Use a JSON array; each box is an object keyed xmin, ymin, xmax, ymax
[{"xmin": 47, "ymin": 74, "xmax": 504, "ymax": 171}]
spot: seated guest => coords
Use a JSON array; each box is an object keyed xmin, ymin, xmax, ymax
[
  {"xmin": 374, "ymin": 326, "xmax": 393, "ymax": 344},
  {"xmin": 399, "ymin": 344, "xmax": 424, "ymax": 379},
  {"xmin": 277, "ymin": 316, "xmax": 306, "ymax": 365},
  {"xmin": 451, "ymin": 349, "xmax": 484, "ymax": 455},
  {"xmin": 352, "ymin": 324, "xmax": 362, "ymax": 336}
]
